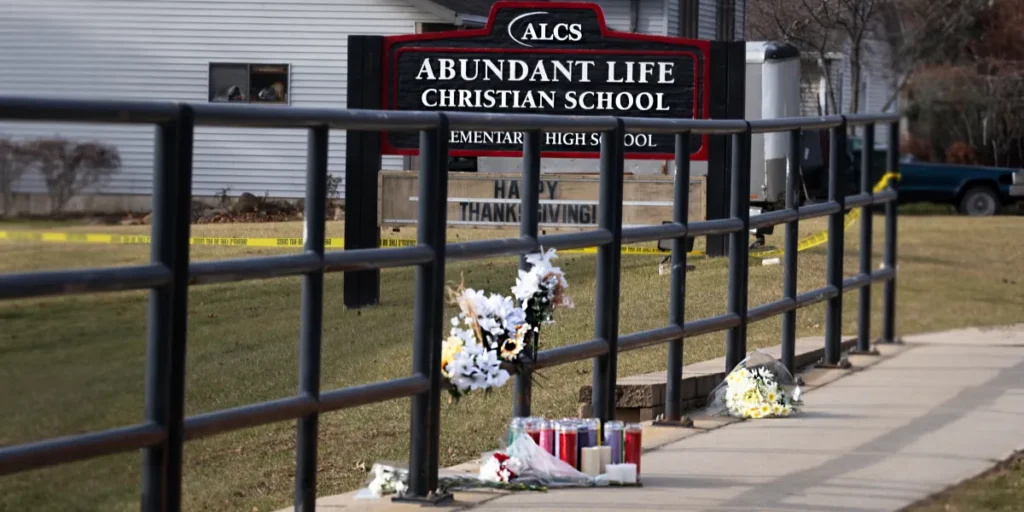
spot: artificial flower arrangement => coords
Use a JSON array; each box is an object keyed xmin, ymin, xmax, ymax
[
  {"xmin": 706, "ymin": 351, "xmax": 803, "ymax": 419},
  {"xmin": 358, "ymin": 432, "xmax": 602, "ymax": 500},
  {"xmin": 479, "ymin": 451, "xmax": 527, "ymax": 484},
  {"xmin": 360, "ymin": 456, "xmax": 542, "ymax": 499},
  {"xmin": 441, "ymin": 248, "xmax": 572, "ymax": 400}
]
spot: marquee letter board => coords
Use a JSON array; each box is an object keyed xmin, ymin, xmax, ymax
[{"xmin": 380, "ymin": 1, "xmax": 711, "ymax": 160}]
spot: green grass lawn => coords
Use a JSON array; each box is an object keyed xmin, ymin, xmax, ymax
[
  {"xmin": 904, "ymin": 451, "xmax": 1024, "ymax": 512},
  {"xmin": 1, "ymin": 214, "xmax": 1023, "ymax": 511}
]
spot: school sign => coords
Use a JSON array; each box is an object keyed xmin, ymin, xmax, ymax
[{"xmin": 379, "ymin": 1, "xmax": 711, "ymax": 160}]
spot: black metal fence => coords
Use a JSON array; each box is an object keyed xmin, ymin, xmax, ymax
[{"xmin": 0, "ymin": 96, "xmax": 900, "ymax": 511}]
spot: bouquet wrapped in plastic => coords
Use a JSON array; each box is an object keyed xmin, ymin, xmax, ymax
[
  {"xmin": 357, "ymin": 435, "xmax": 608, "ymax": 499},
  {"xmin": 706, "ymin": 350, "xmax": 803, "ymax": 419}
]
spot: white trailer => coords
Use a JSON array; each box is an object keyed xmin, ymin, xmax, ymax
[{"xmin": 745, "ymin": 41, "xmax": 804, "ymax": 209}]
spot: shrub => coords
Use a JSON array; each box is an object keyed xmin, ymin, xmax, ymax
[
  {"xmin": 20, "ymin": 139, "xmax": 121, "ymax": 214},
  {"xmin": 0, "ymin": 138, "xmax": 35, "ymax": 217}
]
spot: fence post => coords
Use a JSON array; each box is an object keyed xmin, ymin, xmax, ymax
[
  {"xmin": 661, "ymin": 132, "xmax": 693, "ymax": 427},
  {"xmin": 141, "ymin": 113, "xmax": 176, "ymax": 512},
  {"xmin": 295, "ymin": 125, "xmax": 329, "ymax": 512},
  {"xmin": 426, "ymin": 114, "xmax": 450, "ymax": 495},
  {"xmin": 513, "ymin": 130, "xmax": 542, "ymax": 418},
  {"xmin": 822, "ymin": 120, "xmax": 850, "ymax": 367},
  {"xmin": 881, "ymin": 120, "xmax": 900, "ymax": 344},
  {"xmin": 725, "ymin": 126, "xmax": 751, "ymax": 372},
  {"xmin": 142, "ymin": 105, "xmax": 194, "ymax": 512},
  {"xmin": 592, "ymin": 119, "xmax": 625, "ymax": 422},
  {"xmin": 780, "ymin": 128, "xmax": 801, "ymax": 374},
  {"xmin": 405, "ymin": 115, "xmax": 451, "ymax": 503},
  {"xmin": 854, "ymin": 124, "xmax": 879, "ymax": 356}
]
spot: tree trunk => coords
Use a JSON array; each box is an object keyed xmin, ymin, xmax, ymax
[
  {"xmin": 848, "ymin": 44, "xmax": 863, "ymax": 116},
  {"xmin": 820, "ymin": 58, "xmax": 841, "ymax": 115}
]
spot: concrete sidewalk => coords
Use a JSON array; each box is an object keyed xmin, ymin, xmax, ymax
[{"xmin": 470, "ymin": 325, "xmax": 1024, "ymax": 512}]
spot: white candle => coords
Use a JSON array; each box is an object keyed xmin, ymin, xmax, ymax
[
  {"xmin": 581, "ymin": 447, "xmax": 602, "ymax": 476},
  {"xmin": 597, "ymin": 446, "xmax": 612, "ymax": 474},
  {"xmin": 606, "ymin": 463, "xmax": 638, "ymax": 484}
]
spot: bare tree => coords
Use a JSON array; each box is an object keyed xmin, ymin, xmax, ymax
[
  {"xmin": 21, "ymin": 139, "xmax": 121, "ymax": 214},
  {"xmin": 0, "ymin": 139, "xmax": 34, "ymax": 217},
  {"xmin": 749, "ymin": 0, "xmax": 843, "ymax": 114},
  {"xmin": 749, "ymin": 0, "xmax": 886, "ymax": 115},
  {"xmin": 834, "ymin": 0, "xmax": 884, "ymax": 114},
  {"xmin": 882, "ymin": 0, "xmax": 992, "ymax": 111}
]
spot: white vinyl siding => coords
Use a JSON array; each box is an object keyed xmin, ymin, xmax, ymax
[
  {"xmin": 666, "ymin": 0, "xmax": 680, "ymax": 37},
  {"xmin": 734, "ymin": 0, "xmax": 746, "ymax": 39},
  {"xmin": 837, "ymin": 35, "xmax": 897, "ymax": 147},
  {"xmin": 698, "ymin": 0, "xmax": 717, "ymax": 39},
  {"xmin": 639, "ymin": 0, "xmax": 668, "ymax": 35},
  {"xmin": 574, "ymin": 0, "xmax": 667, "ymax": 35},
  {"xmin": 585, "ymin": 0, "xmax": 632, "ymax": 31},
  {"xmin": 0, "ymin": 0, "xmax": 448, "ymax": 199}
]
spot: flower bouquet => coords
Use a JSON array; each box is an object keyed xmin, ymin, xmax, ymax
[
  {"xmin": 442, "ymin": 286, "xmax": 530, "ymax": 399},
  {"xmin": 440, "ymin": 249, "xmax": 572, "ymax": 400},
  {"xmin": 706, "ymin": 351, "xmax": 803, "ymax": 419},
  {"xmin": 512, "ymin": 248, "xmax": 574, "ymax": 330},
  {"xmin": 509, "ymin": 248, "xmax": 573, "ymax": 372},
  {"xmin": 357, "ymin": 435, "xmax": 601, "ymax": 500}
]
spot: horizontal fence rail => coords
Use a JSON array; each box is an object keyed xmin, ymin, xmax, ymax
[{"xmin": 0, "ymin": 96, "xmax": 900, "ymax": 511}]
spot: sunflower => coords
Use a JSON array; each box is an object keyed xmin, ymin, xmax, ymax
[{"xmin": 499, "ymin": 335, "xmax": 525, "ymax": 361}]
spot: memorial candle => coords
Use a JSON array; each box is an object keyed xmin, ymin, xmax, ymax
[
  {"xmin": 624, "ymin": 423, "xmax": 642, "ymax": 478},
  {"xmin": 557, "ymin": 422, "xmax": 578, "ymax": 469},
  {"xmin": 586, "ymin": 418, "xmax": 601, "ymax": 447},
  {"xmin": 580, "ymin": 447, "xmax": 602, "ymax": 476},
  {"xmin": 576, "ymin": 419, "xmax": 590, "ymax": 467},
  {"xmin": 507, "ymin": 417, "xmax": 525, "ymax": 446},
  {"xmin": 604, "ymin": 421, "xmax": 624, "ymax": 464},
  {"xmin": 525, "ymin": 417, "xmax": 543, "ymax": 445},
  {"xmin": 539, "ymin": 420, "xmax": 555, "ymax": 454}
]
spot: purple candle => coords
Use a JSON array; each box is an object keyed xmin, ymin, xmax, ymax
[
  {"xmin": 604, "ymin": 420, "xmax": 624, "ymax": 464},
  {"xmin": 586, "ymin": 418, "xmax": 600, "ymax": 447}
]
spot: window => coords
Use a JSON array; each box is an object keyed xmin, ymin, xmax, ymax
[
  {"xmin": 209, "ymin": 63, "xmax": 290, "ymax": 104},
  {"xmin": 419, "ymin": 22, "xmax": 460, "ymax": 33},
  {"xmin": 679, "ymin": 0, "xmax": 699, "ymax": 38}
]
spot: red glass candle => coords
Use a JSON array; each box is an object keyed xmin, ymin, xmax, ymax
[
  {"xmin": 538, "ymin": 420, "xmax": 554, "ymax": 453},
  {"xmin": 528, "ymin": 430, "xmax": 541, "ymax": 444},
  {"xmin": 558, "ymin": 423, "xmax": 578, "ymax": 469},
  {"xmin": 526, "ymin": 418, "xmax": 542, "ymax": 445},
  {"xmin": 624, "ymin": 423, "xmax": 642, "ymax": 479}
]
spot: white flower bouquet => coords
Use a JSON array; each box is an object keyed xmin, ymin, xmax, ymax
[
  {"xmin": 442, "ymin": 286, "xmax": 530, "ymax": 399},
  {"xmin": 706, "ymin": 351, "xmax": 803, "ymax": 419},
  {"xmin": 512, "ymin": 248, "xmax": 574, "ymax": 330},
  {"xmin": 440, "ymin": 249, "xmax": 573, "ymax": 400}
]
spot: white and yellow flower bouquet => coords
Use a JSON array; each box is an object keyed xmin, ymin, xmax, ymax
[{"xmin": 707, "ymin": 351, "xmax": 802, "ymax": 419}]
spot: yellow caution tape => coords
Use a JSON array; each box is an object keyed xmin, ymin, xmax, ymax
[
  {"xmin": 749, "ymin": 172, "xmax": 900, "ymax": 259},
  {"xmin": 0, "ymin": 230, "xmax": 673, "ymax": 256},
  {"xmin": 0, "ymin": 173, "xmax": 897, "ymax": 260}
]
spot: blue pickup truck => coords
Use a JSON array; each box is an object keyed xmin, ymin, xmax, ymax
[
  {"xmin": 800, "ymin": 135, "xmax": 1024, "ymax": 216},
  {"xmin": 895, "ymin": 156, "xmax": 1024, "ymax": 215}
]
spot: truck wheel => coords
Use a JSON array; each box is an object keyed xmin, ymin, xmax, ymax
[{"xmin": 959, "ymin": 187, "xmax": 999, "ymax": 216}]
